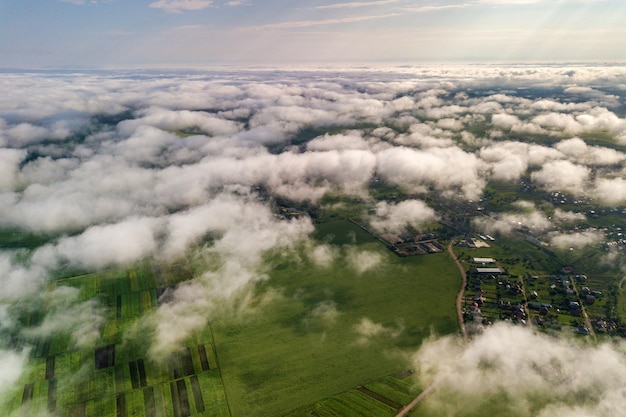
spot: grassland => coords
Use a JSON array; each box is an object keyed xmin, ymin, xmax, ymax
[
  {"xmin": 3, "ymin": 219, "xmax": 461, "ymax": 417},
  {"xmin": 5, "ymin": 174, "xmax": 623, "ymax": 417},
  {"xmin": 213, "ymin": 220, "xmax": 460, "ymax": 416}
]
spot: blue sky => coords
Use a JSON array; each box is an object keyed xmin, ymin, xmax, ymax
[{"xmin": 1, "ymin": 0, "xmax": 625, "ymax": 68}]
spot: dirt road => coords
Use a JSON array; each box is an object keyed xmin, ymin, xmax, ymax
[
  {"xmin": 394, "ymin": 378, "xmax": 440, "ymax": 417},
  {"xmin": 448, "ymin": 238, "xmax": 468, "ymax": 341},
  {"xmin": 393, "ymin": 239, "xmax": 467, "ymax": 417}
]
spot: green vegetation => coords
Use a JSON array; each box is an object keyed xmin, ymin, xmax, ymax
[
  {"xmin": 456, "ymin": 237, "xmax": 561, "ymax": 277},
  {"xmin": 214, "ymin": 220, "xmax": 459, "ymax": 416},
  {"xmin": 3, "ymin": 220, "xmax": 460, "ymax": 417},
  {"xmin": 4, "ymin": 143, "xmax": 625, "ymax": 416},
  {"xmin": 0, "ymin": 227, "xmax": 52, "ymax": 250},
  {"xmin": 4, "ymin": 261, "xmax": 230, "ymax": 417},
  {"xmin": 580, "ymin": 131, "xmax": 626, "ymax": 153}
]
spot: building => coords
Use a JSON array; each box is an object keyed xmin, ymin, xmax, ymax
[
  {"xmin": 470, "ymin": 267, "xmax": 503, "ymax": 275},
  {"xmin": 472, "ymin": 257, "xmax": 496, "ymax": 264}
]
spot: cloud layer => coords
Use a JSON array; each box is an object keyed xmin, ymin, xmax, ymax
[
  {"xmin": 1, "ymin": 65, "xmax": 626, "ymax": 404},
  {"xmin": 412, "ymin": 323, "xmax": 626, "ymax": 417}
]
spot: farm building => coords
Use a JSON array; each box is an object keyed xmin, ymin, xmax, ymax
[
  {"xmin": 380, "ymin": 233, "xmax": 403, "ymax": 245},
  {"xmin": 470, "ymin": 267, "xmax": 503, "ymax": 275},
  {"xmin": 472, "ymin": 257, "xmax": 496, "ymax": 264}
]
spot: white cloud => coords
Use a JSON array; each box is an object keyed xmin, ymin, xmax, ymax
[
  {"xmin": 377, "ymin": 146, "xmax": 486, "ymax": 200},
  {"xmin": 564, "ymin": 86, "xmax": 620, "ymax": 106},
  {"xmin": 22, "ymin": 286, "xmax": 104, "ymax": 349},
  {"xmin": 306, "ymin": 131, "xmax": 371, "ymax": 151},
  {"xmin": 531, "ymin": 160, "xmax": 591, "ymax": 195},
  {"xmin": 47, "ymin": 217, "xmax": 162, "ymax": 270},
  {"xmin": 6, "ymin": 123, "xmax": 50, "ymax": 146},
  {"xmin": 474, "ymin": 201, "xmax": 553, "ymax": 236},
  {"xmin": 526, "ymin": 143, "xmax": 564, "ymax": 166},
  {"xmin": 316, "ymin": 0, "xmax": 400, "ymax": 9},
  {"xmin": 412, "ymin": 323, "xmax": 626, "ymax": 417},
  {"xmin": 1, "ymin": 67, "xmax": 626, "ymax": 404},
  {"xmin": 369, "ymin": 200, "xmax": 438, "ymax": 234},
  {"xmin": 144, "ymin": 202, "xmax": 313, "ymax": 359},
  {"xmin": 354, "ymin": 317, "xmax": 403, "ymax": 344},
  {"xmin": 0, "ymin": 149, "xmax": 27, "ymax": 191},
  {"xmin": 309, "ymin": 301, "xmax": 341, "ymax": 325},
  {"xmin": 391, "ymin": 123, "xmax": 455, "ymax": 148},
  {"xmin": 251, "ymin": 13, "xmax": 400, "ymax": 30},
  {"xmin": 0, "ymin": 252, "xmax": 48, "ymax": 303},
  {"xmin": 555, "ymin": 137, "xmax": 626, "ymax": 166},
  {"xmin": 0, "ymin": 349, "xmax": 29, "ymax": 401},
  {"xmin": 593, "ymin": 177, "xmax": 626, "ymax": 204},
  {"xmin": 347, "ymin": 248, "xmax": 382, "ymax": 274},
  {"xmin": 476, "ymin": 0, "xmax": 544, "ymax": 4},
  {"xmin": 491, "ymin": 113, "xmax": 520, "ymax": 129},
  {"xmin": 436, "ymin": 118, "xmax": 463, "ymax": 131},
  {"xmin": 309, "ymin": 244, "xmax": 339, "ymax": 268},
  {"xmin": 479, "ymin": 141, "xmax": 529, "ymax": 182},
  {"xmin": 149, "ymin": 0, "xmax": 213, "ymax": 13},
  {"xmin": 548, "ymin": 229, "xmax": 604, "ymax": 249},
  {"xmin": 0, "ymin": 156, "xmax": 158, "ymax": 233},
  {"xmin": 402, "ymin": 4, "xmax": 469, "ymax": 13},
  {"xmin": 552, "ymin": 208, "xmax": 585, "ymax": 224},
  {"xmin": 510, "ymin": 121, "xmax": 549, "ymax": 135},
  {"xmin": 117, "ymin": 108, "xmax": 242, "ymax": 137},
  {"xmin": 532, "ymin": 112, "xmax": 583, "ymax": 134}
]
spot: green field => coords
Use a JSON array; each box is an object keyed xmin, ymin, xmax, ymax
[
  {"xmin": 4, "ymin": 259, "xmax": 230, "ymax": 417},
  {"xmin": 454, "ymin": 236, "xmax": 562, "ymax": 277},
  {"xmin": 3, "ymin": 220, "xmax": 461, "ymax": 417},
  {"xmin": 213, "ymin": 220, "xmax": 460, "ymax": 416}
]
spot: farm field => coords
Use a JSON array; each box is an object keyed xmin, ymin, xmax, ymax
[
  {"xmin": 4, "ymin": 259, "xmax": 230, "ymax": 417},
  {"xmin": 3, "ymin": 220, "xmax": 461, "ymax": 417},
  {"xmin": 283, "ymin": 373, "xmax": 420, "ymax": 417},
  {"xmin": 213, "ymin": 220, "xmax": 460, "ymax": 416}
]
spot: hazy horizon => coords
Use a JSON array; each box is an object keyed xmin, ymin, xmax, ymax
[
  {"xmin": 2, "ymin": 0, "xmax": 625, "ymax": 68},
  {"xmin": 2, "ymin": 3, "xmax": 626, "ymax": 416}
]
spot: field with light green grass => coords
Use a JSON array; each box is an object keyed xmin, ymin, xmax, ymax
[
  {"xmin": 454, "ymin": 236, "xmax": 562, "ymax": 277},
  {"xmin": 3, "ymin": 220, "xmax": 461, "ymax": 417},
  {"xmin": 5, "ymin": 218, "xmax": 626, "ymax": 417},
  {"xmin": 213, "ymin": 220, "xmax": 460, "ymax": 416}
]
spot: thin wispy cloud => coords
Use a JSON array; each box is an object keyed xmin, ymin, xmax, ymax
[
  {"xmin": 6, "ymin": 0, "xmax": 625, "ymax": 66},
  {"xmin": 315, "ymin": 0, "xmax": 401, "ymax": 9},
  {"xmin": 476, "ymin": 0, "xmax": 544, "ymax": 4},
  {"xmin": 149, "ymin": 0, "xmax": 213, "ymax": 13},
  {"xmin": 402, "ymin": 4, "xmax": 470, "ymax": 13},
  {"xmin": 251, "ymin": 13, "xmax": 400, "ymax": 30},
  {"xmin": 58, "ymin": 0, "xmax": 108, "ymax": 4}
]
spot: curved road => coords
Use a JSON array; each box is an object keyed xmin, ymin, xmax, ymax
[
  {"xmin": 448, "ymin": 237, "xmax": 468, "ymax": 342},
  {"xmin": 394, "ymin": 238, "xmax": 468, "ymax": 417}
]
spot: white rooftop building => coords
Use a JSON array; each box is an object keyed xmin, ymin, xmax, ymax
[{"xmin": 472, "ymin": 257, "xmax": 496, "ymax": 264}]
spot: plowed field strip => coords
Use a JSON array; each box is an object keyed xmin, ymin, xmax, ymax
[{"xmin": 356, "ymin": 386, "xmax": 402, "ymax": 410}]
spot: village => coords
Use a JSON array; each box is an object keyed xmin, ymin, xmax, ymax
[{"xmin": 456, "ymin": 236, "xmax": 618, "ymax": 339}]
